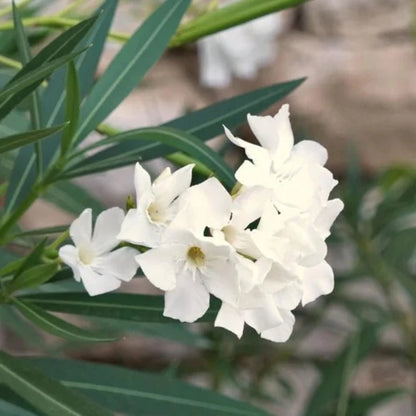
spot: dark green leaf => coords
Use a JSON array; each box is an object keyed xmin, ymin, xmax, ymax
[
  {"xmin": 0, "ymin": 398, "xmax": 37, "ymax": 416},
  {"xmin": 0, "ymin": 124, "xmax": 66, "ymax": 154},
  {"xmin": 79, "ymin": 78, "xmax": 304, "ymax": 167},
  {"xmin": 60, "ymin": 61, "xmax": 80, "ymax": 156},
  {"xmin": 74, "ymin": 0, "xmax": 191, "ymax": 143},
  {"xmin": 22, "ymin": 292, "xmax": 220, "ymax": 323},
  {"xmin": 12, "ymin": 1, "xmax": 42, "ymax": 171},
  {"xmin": 0, "ymin": 47, "xmax": 89, "ymax": 119},
  {"xmin": 13, "ymin": 224, "xmax": 69, "ymax": 238},
  {"xmin": 29, "ymin": 358, "xmax": 269, "ymax": 416},
  {"xmin": 0, "ymin": 351, "xmax": 113, "ymax": 416},
  {"xmin": 64, "ymin": 127, "xmax": 235, "ymax": 188},
  {"xmin": 12, "ymin": 297, "xmax": 118, "ymax": 343}
]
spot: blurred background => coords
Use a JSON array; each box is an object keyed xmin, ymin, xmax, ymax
[{"xmin": 1, "ymin": 0, "xmax": 415, "ymax": 415}]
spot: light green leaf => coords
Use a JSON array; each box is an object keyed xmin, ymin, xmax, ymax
[
  {"xmin": 74, "ymin": 0, "xmax": 191, "ymax": 143},
  {"xmin": 64, "ymin": 127, "xmax": 235, "ymax": 189},
  {"xmin": 12, "ymin": 225, "xmax": 69, "ymax": 238},
  {"xmin": 22, "ymin": 292, "xmax": 220, "ymax": 323},
  {"xmin": 8, "ymin": 263, "xmax": 59, "ymax": 293},
  {"xmin": 0, "ymin": 398, "xmax": 37, "ymax": 416},
  {"xmin": 28, "ymin": 358, "xmax": 270, "ymax": 416},
  {"xmin": 0, "ymin": 124, "xmax": 66, "ymax": 154},
  {"xmin": 0, "ymin": 351, "xmax": 113, "ymax": 416},
  {"xmin": 170, "ymin": 0, "xmax": 309, "ymax": 47},
  {"xmin": 12, "ymin": 297, "xmax": 118, "ymax": 343}
]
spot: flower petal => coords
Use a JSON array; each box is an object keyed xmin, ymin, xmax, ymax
[
  {"xmin": 224, "ymin": 125, "xmax": 270, "ymax": 168},
  {"xmin": 136, "ymin": 245, "xmax": 184, "ymax": 291},
  {"xmin": 58, "ymin": 245, "xmax": 81, "ymax": 282},
  {"xmin": 118, "ymin": 208, "xmax": 162, "ymax": 248},
  {"xmin": 70, "ymin": 208, "xmax": 92, "ymax": 248},
  {"xmin": 215, "ymin": 302, "xmax": 245, "ymax": 338},
  {"xmin": 293, "ymin": 140, "xmax": 328, "ymax": 166},
  {"xmin": 164, "ymin": 272, "xmax": 210, "ymax": 322},
  {"xmin": 301, "ymin": 260, "xmax": 334, "ymax": 306},
  {"xmin": 95, "ymin": 247, "xmax": 138, "ymax": 282},
  {"xmin": 91, "ymin": 207, "xmax": 124, "ymax": 255},
  {"xmin": 153, "ymin": 164, "xmax": 193, "ymax": 208},
  {"xmin": 134, "ymin": 162, "xmax": 152, "ymax": 204},
  {"xmin": 261, "ymin": 310, "xmax": 295, "ymax": 343},
  {"xmin": 314, "ymin": 198, "xmax": 344, "ymax": 239},
  {"xmin": 243, "ymin": 296, "xmax": 283, "ymax": 333},
  {"xmin": 272, "ymin": 103, "xmax": 294, "ymax": 165},
  {"xmin": 79, "ymin": 265, "xmax": 121, "ymax": 296},
  {"xmin": 247, "ymin": 114, "xmax": 279, "ymax": 153},
  {"xmin": 173, "ymin": 178, "xmax": 232, "ymax": 235}
]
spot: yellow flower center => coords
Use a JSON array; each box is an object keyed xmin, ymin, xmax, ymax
[
  {"xmin": 78, "ymin": 245, "xmax": 95, "ymax": 265},
  {"xmin": 187, "ymin": 246, "xmax": 205, "ymax": 267},
  {"xmin": 147, "ymin": 201, "xmax": 166, "ymax": 223}
]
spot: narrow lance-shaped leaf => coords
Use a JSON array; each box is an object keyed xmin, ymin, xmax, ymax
[
  {"xmin": 22, "ymin": 292, "xmax": 221, "ymax": 323},
  {"xmin": 170, "ymin": 0, "xmax": 309, "ymax": 47},
  {"xmin": 12, "ymin": 1, "xmax": 43, "ymax": 173},
  {"xmin": 27, "ymin": 358, "xmax": 270, "ymax": 416},
  {"xmin": 60, "ymin": 61, "xmax": 80, "ymax": 156},
  {"xmin": 74, "ymin": 0, "xmax": 191, "ymax": 144},
  {"xmin": 0, "ymin": 13, "xmax": 99, "ymax": 119},
  {"xmin": 12, "ymin": 297, "xmax": 118, "ymax": 343},
  {"xmin": 4, "ymin": 13, "xmax": 99, "ymax": 215},
  {"xmin": 0, "ymin": 124, "xmax": 67, "ymax": 154},
  {"xmin": 70, "ymin": 78, "xmax": 304, "ymax": 170},
  {"xmin": 7, "ymin": 263, "xmax": 59, "ymax": 293},
  {"xmin": 63, "ymin": 127, "xmax": 235, "ymax": 189},
  {"xmin": 0, "ymin": 351, "xmax": 114, "ymax": 416}
]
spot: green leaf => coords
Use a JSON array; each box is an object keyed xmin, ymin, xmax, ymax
[
  {"xmin": 0, "ymin": 351, "xmax": 113, "ymax": 416},
  {"xmin": 0, "ymin": 398, "xmax": 37, "ymax": 416},
  {"xmin": 64, "ymin": 127, "xmax": 235, "ymax": 189},
  {"xmin": 74, "ymin": 0, "xmax": 191, "ymax": 143},
  {"xmin": 12, "ymin": 224, "xmax": 69, "ymax": 238},
  {"xmin": 8, "ymin": 263, "xmax": 59, "ymax": 293},
  {"xmin": 28, "ymin": 358, "xmax": 270, "ymax": 416},
  {"xmin": 60, "ymin": 61, "xmax": 80, "ymax": 156},
  {"xmin": 22, "ymin": 292, "xmax": 220, "ymax": 323},
  {"xmin": 79, "ymin": 78, "xmax": 304, "ymax": 168},
  {"xmin": 0, "ymin": 47, "xmax": 89, "ymax": 120},
  {"xmin": 170, "ymin": 0, "xmax": 309, "ymax": 47},
  {"xmin": 0, "ymin": 124, "xmax": 66, "ymax": 154},
  {"xmin": 13, "ymin": 238, "xmax": 47, "ymax": 277},
  {"xmin": 303, "ymin": 321, "xmax": 382, "ymax": 416},
  {"xmin": 42, "ymin": 180, "xmax": 104, "ymax": 215},
  {"xmin": 12, "ymin": 297, "xmax": 118, "ymax": 343},
  {"xmin": 12, "ymin": 1, "xmax": 42, "ymax": 172}
]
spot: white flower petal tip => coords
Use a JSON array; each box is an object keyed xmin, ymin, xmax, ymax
[{"xmin": 60, "ymin": 208, "xmax": 138, "ymax": 296}]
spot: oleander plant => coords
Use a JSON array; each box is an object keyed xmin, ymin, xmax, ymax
[{"xmin": 0, "ymin": 1, "xmax": 415, "ymax": 415}]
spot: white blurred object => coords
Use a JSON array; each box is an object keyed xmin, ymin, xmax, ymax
[{"xmin": 198, "ymin": 6, "xmax": 283, "ymax": 88}]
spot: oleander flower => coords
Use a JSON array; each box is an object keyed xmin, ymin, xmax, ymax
[
  {"xmin": 118, "ymin": 162, "xmax": 194, "ymax": 247},
  {"xmin": 59, "ymin": 208, "xmax": 137, "ymax": 296},
  {"xmin": 224, "ymin": 104, "xmax": 339, "ymax": 214}
]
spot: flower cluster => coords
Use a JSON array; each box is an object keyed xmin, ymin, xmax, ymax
[{"xmin": 59, "ymin": 104, "xmax": 343, "ymax": 342}]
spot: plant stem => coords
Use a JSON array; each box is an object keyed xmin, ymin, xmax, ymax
[{"xmin": 0, "ymin": 54, "xmax": 22, "ymax": 70}]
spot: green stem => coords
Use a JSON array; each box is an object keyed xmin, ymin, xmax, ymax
[
  {"xmin": 0, "ymin": 0, "xmax": 33, "ymax": 18},
  {"xmin": 47, "ymin": 230, "xmax": 69, "ymax": 251},
  {"xmin": 0, "ymin": 54, "xmax": 22, "ymax": 69}
]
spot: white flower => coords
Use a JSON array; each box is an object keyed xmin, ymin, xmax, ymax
[
  {"xmin": 118, "ymin": 162, "xmax": 194, "ymax": 247},
  {"xmin": 198, "ymin": 10, "xmax": 283, "ymax": 88},
  {"xmin": 137, "ymin": 229, "xmax": 241, "ymax": 322},
  {"xmin": 59, "ymin": 208, "xmax": 137, "ymax": 296},
  {"xmin": 224, "ymin": 104, "xmax": 339, "ymax": 214},
  {"xmin": 136, "ymin": 177, "xmax": 248, "ymax": 322}
]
